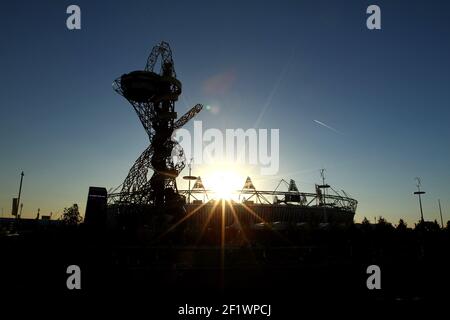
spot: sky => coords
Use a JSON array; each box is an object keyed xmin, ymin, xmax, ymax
[{"xmin": 0, "ymin": 0, "xmax": 449, "ymax": 225}]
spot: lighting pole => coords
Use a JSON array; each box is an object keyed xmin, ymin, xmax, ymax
[
  {"xmin": 183, "ymin": 158, "xmax": 196, "ymax": 204},
  {"xmin": 16, "ymin": 171, "xmax": 24, "ymax": 220},
  {"xmin": 438, "ymin": 199, "xmax": 444, "ymax": 229},
  {"xmin": 413, "ymin": 177, "xmax": 425, "ymax": 223},
  {"xmin": 188, "ymin": 159, "xmax": 193, "ymax": 203},
  {"xmin": 318, "ymin": 169, "xmax": 330, "ymax": 223}
]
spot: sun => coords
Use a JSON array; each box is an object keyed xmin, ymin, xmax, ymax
[{"xmin": 204, "ymin": 170, "xmax": 243, "ymax": 200}]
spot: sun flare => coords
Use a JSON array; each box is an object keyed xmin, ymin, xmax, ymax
[{"xmin": 204, "ymin": 170, "xmax": 243, "ymax": 200}]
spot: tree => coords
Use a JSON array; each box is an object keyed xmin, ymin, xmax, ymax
[
  {"xmin": 396, "ymin": 219, "xmax": 408, "ymax": 231},
  {"xmin": 60, "ymin": 204, "xmax": 82, "ymax": 225},
  {"xmin": 415, "ymin": 219, "xmax": 440, "ymax": 232},
  {"xmin": 360, "ymin": 217, "xmax": 372, "ymax": 233},
  {"xmin": 375, "ymin": 216, "xmax": 394, "ymax": 232}
]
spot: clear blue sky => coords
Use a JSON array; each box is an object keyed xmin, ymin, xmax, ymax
[{"xmin": 0, "ymin": 0, "xmax": 449, "ymax": 225}]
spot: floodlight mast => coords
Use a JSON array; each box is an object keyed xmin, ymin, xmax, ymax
[
  {"xmin": 414, "ymin": 177, "xmax": 425, "ymax": 222},
  {"xmin": 113, "ymin": 41, "xmax": 202, "ymax": 210}
]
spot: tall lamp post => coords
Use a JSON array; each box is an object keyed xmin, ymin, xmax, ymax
[
  {"xmin": 183, "ymin": 158, "xmax": 196, "ymax": 204},
  {"xmin": 413, "ymin": 177, "xmax": 425, "ymax": 223},
  {"xmin": 438, "ymin": 199, "xmax": 444, "ymax": 228},
  {"xmin": 16, "ymin": 171, "xmax": 24, "ymax": 220}
]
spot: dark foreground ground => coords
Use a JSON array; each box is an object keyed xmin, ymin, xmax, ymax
[{"xmin": 1, "ymin": 222, "xmax": 449, "ymax": 317}]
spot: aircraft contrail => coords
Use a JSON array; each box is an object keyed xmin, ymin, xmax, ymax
[{"xmin": 313, "ymin": 120, "xmax": 343, "ymax": 134}]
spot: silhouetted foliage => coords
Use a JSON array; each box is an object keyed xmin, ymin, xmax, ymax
[
  {"xmin": 60, "ymin": 204, "xmax": 82, "ymax": 225},
  {"xmin": 396, "ymin": 219, "xmax": 408, "ymax": 231},
  {"xmin": 375, "ymin": 216, "xmax": 394, "ymax": 232},
  {"xmin": 360, "ymin": 217, "xmax": 372, "ymax": 232},
  {"xmin": 415, "ymin": 219, "xmax": 441, "ymax": 232}
]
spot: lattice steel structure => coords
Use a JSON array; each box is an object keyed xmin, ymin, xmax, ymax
[
  {"xmin": 107, "ymin": 177, "xmax": 358, "ymax": 228},
  {"xmin": 113, "ymin": 41, "xmax": 202, "ymax": 207}
]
